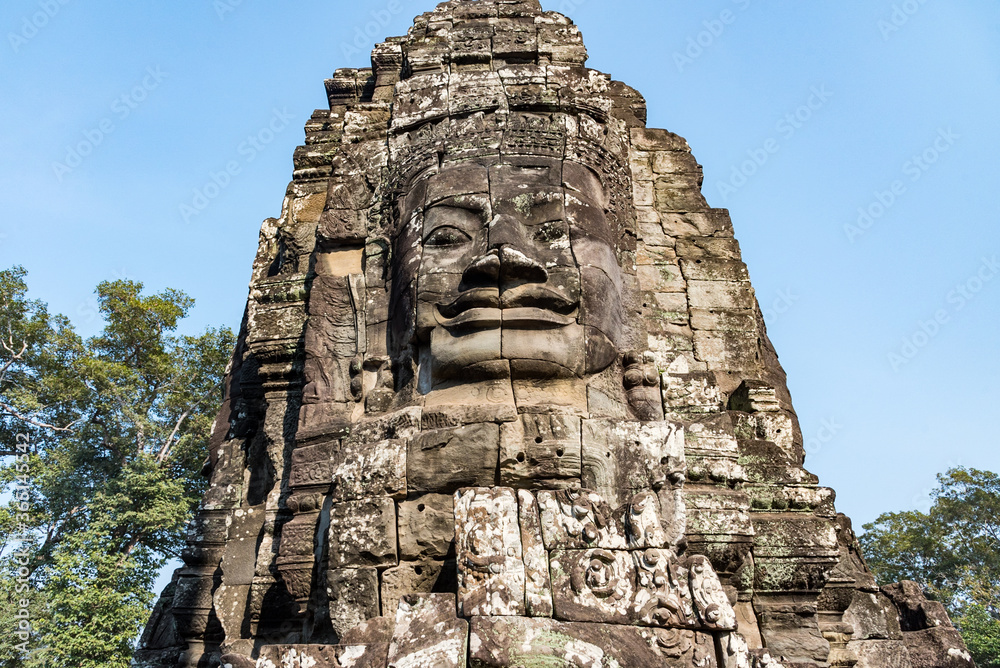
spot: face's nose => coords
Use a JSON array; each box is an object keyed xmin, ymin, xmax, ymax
[
  {"xmin": 462, "ymin": 246, "xmax": 548, "ymax": 287},
  {"xmin": 462, "ymin": 214, "xmax": 547, "ymax": 287}
]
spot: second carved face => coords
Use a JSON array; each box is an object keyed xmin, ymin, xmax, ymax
[{"xmin": 397, "ymin": 156, "xmax": 625, "ymax": 387}]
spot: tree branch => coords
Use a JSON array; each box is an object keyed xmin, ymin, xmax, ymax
[
  {"xmin": 156, "ymin": 383, "xmax": 217, "ymax": 464},
  {"xmin": 0, "ymin": 340, "xmax": 28, "ymax": 384},
  {"xmin": 0, "ymin": 400, "xmax": 76, "ymax": 433}
]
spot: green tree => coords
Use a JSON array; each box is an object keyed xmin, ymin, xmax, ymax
[
  {"xmin": 0, "ymin": 266, "xmax": 235, "ymax": 668},
  {"xmin": 861, "ymin": 467, "xmax": 1000, "ymax": 667}
]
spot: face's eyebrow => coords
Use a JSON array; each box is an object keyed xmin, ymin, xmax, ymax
[{"xmin": 425, "ymin": 193, "xmax": 490, "ymax": 210}]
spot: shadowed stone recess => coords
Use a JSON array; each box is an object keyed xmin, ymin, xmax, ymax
[{"xmin": 134, "ymin": 1, "xmax": 975, "ymax": 667}]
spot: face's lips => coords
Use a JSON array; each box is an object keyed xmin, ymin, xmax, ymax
[
  {"xmin": 435, "ymin": 285, "xmax": 580, "ymax": 330},
  {"xmin": 437, "ymin": 288, "xmax": 500, "ymax": 317}
]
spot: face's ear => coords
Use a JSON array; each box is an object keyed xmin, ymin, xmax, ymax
[{"xmin": 396, "ymin": 174, "xmax": 430, "ymax": 235}]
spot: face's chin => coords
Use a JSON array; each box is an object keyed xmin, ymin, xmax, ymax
[{"xmin": 428, "ymin": 320, "xmax": 588, "ymax": 382}]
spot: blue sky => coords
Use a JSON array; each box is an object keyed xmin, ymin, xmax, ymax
[{"xmin": 1, "ymin": 0, "xmax": 998, "ymax": 538}]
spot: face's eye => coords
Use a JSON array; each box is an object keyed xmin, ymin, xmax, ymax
[
  {"xmin": 534, "ymin": 221, "xmax": 568, "ymax": 243},
  {"xmin": 424, "ymin": 225, "xmax": 473, "ymax": 248}
]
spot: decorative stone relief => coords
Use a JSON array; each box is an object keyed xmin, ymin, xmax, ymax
[
  {"xmin": 454, "ymin": 488, "xmax": 525, "ymax": 617},
  {"xmin": 537, "ymin": 489, "xmax": 627, "ymax": 551},
  {"xmin": 517, "ymin": 489, "xmax": 553, "ymax": 618}
]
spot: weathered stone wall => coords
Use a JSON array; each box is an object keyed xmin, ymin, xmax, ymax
[{"xmin": 134, "ymin": 2, "xmax": 974, "ymax": 667}]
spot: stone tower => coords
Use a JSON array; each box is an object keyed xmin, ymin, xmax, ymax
[{"xmin": 136, "ymin": 1, "xmax": 975, "ymax": 667}]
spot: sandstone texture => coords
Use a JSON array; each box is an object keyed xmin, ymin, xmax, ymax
[{"xmin": 135, "ymin": 1, "xmax": 975, "ymax": 667}]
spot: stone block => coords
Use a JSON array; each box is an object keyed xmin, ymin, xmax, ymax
[
  {"xmin": 686, "ymin": 554, "xmax": 737, "ymax": 631},
  {"xmin": 728, "ymin": 380, "xmax": 781, "ymax": 413},
  {"xmin": 689, "ymin": 308, "xmax": 756, "ymax": 333},
  {"xmin": 328, "ymin": 498, "xmax": 398, "ymax": 569},
  {"xmin": 752, "ymin": 516, "xmax": 839, "ymax": 559},
  {"xmin": 581, "ymin": 419, "xmax": 685, "ymax": 507},
  {"xmin": 632, "ymin": 548, "xmax": 699, "ymax": 629},
  {"xmin": 850, "ymin": 639, "xmax": 914, "ymax": 668},
  {"xmin": 331, "ymin": 439, "xmax": 406, "ymax": 502},
  {"xmin": 408, "ymin": 423, "xmax": 500, "ymax": 494},
  {"xmin": 654, "ymin": 181, "xmax": 708, "ymax": 211},
  {"xmin": 536, "ymin": 489, "xmax": 627, "ymax": 550},
  {"xmin": 455, "ymin": 488, "xmax": 525, "ymax": 617},
  {"xmin": 214, "ymin": 583, "xmax": 250, "ymax": 645},
  {"xmin": 642, "ymin": 291, "xmax": 689, "ymax": 327},
  {"xmin": 549, "ymin": 549, "xmax": 636, "ymax": 625},
  {"xmin": 289, "ymin": 443, "xmax": 333, "ymax": 490},
  {"xmin": 631, "ymin": 127, "xmax": 691, "ymax": 152},
  {"xmin": 662, "ymin": 371, "xmax": 723, "ymax": 415},
  {"xmin": 421, "ymin": 379, "xmax": 518, "ymax": 428},
  {"xmin": 693, "ymin": 330, "xmax": 760, "ymax": 369},
  {"xmin": 676, "ymin": 237, "xmax": 743, "ymax": 261},
  {"xmin": 680, "ymin": 259, "xmax": 750, "ymax": 283},
  {"xmin": 397, "ymin": 494, "xmax": 455, "ymax": 560},
  {"xmin": 256, "ymin": 643, "xmax": 388, "ymax": 668},
  {"xmin": 325, "ymin": 569, "xmax": 380, "ymax": 642},
  {"xmin": 511, "ymin": 378, "xmax": 588, "ymax": 415},
  {"xmin": 755, "ymin": 599, "xmax": 830, "ymax": 664},
  {"xmin": 660, "ymin": 210, "xmax": 733, "ymax": 238},
  {"xmin": 684, "ymin": 413, "xmax": 740, "ymax": 456},
  {"xmin": 221, "ymin": 507, "xmax": 266, "ymax": 586},
  {"xmin": 901, "ymin": 627, "xmax": 975, "ymax": 667},
  {"xmin": 845, "ymin": 592, "xmax": 903, "ymax": 641},
  {"xmin": 633, "ymin": 181, "xmax": 654, "ymax": 206},
  {"xmin": 652, "ymin": 150, "xmax": 700, "ymax": 174},
  {"xmin": 470, "ymin": 616, "xmax": 718, "ymax": 667},
  {"xmin": 386, "ymin": 594, "xmax": 468, "ymax": 668},
  {"xmin": 683, "ymin": 486, "xmax": 754, "ymax": 540},
  {"xmin": 882, "ymin": 580, "xmax": 956, "ymax": 632},
  {"xmin": 380, "ymin": 560, "xmax": 456, "ymax": 621},
  {"xmin": 499, "ymin": 414, "xmax": 582, "ymax": 487},
  {"xmin": 516, "ymin": 490, "xmax": 553, "ymax": 618},
  {"xmin": 687, "ymin": 277, "xmax": 754, "ymax": 312},
  {"xmin": 637, "ymin": 262, "xmax": 686, "ymax": 293}
]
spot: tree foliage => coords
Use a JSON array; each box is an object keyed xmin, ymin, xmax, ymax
[
  {"xmin": 0, "ymin": 266, "xmax": 235, "ymax": 667},
  {"xmin": 861, "ymin": 467, "xmax": 1000, "ymax": 667}
]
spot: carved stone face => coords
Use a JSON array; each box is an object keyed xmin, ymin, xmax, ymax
[{"xmin": 398, "ymin": 156, "xmax": 623, "ymax": 387}]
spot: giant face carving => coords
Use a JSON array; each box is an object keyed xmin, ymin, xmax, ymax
[{"xmin": 397, "ymin": 156, "xmax": 624, "ymax": 388}]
